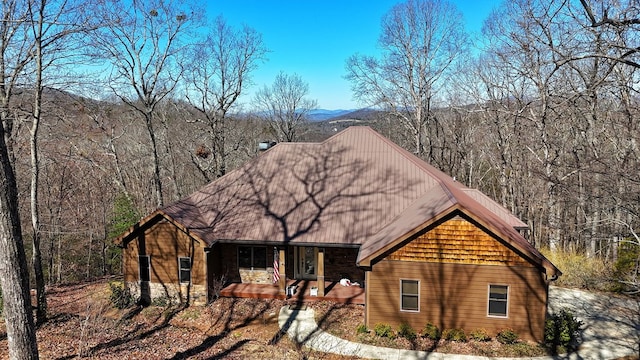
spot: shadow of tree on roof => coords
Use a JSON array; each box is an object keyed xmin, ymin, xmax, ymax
[
  {"xmin": 233, "ymin": 143, "xmax": 415, "ymax": 245},
  {"xmin": 163, "ymin": 141, "xmax": 419, "ymax": 248}
]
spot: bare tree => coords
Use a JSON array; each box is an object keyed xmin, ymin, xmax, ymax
[
  {"xmin": 184, "ymin": 15, "xmax": 267, "ymax": 179},
  {"xmin": 89, "ymin": 0, "xmax": 203, "ymax": 208},
  {"xmin": 0, "ymin": 0, "xmax": 32, "ymax": 161},
  {"xmin": 25, "ymin": 0, "xmax": 94, "ymax": 325},
  {"xmin": 0, "ymin": 0, "xmax": 39, "ymax": 358},
  {"xmin": 578, "ymin": 0, "xmax": 640, "ymax": 68},
  {"xmin": 254, "ymin": 72, "xmax": 317, "ymax": 142},
  {"xmin": 345, "ymin": 0, "xmax": 468, "ymax": 157},
  {"xmin": 0, "ymin": 110, "xmax": 38, "ymax": 360},
  {"xmin": 479, "ymin": 0, "xmax": 582, "ymax": 249},
  {"xmin": 28, "ymin": 0, "xmax": 48, "ymax": 326}
]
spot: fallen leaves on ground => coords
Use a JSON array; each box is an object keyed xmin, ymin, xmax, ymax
[{"xmin": 0, "ymin": 279, "xmax": 356, "ymax": 359}]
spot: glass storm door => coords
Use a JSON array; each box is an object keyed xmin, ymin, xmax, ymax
[{"xmin": 296, "ymin": 247, "xmax": 317, "ymax": 280}]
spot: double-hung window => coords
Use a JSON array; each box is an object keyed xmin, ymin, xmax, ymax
[
  {"xmin": 179, "ymin": 257, "xmax": 191, "ymax": 283},
  {"xmin": 238, "ymin": 246, "xmax": 267, "ymax": 269},
  {"xmin": 400, "ymin": 279, "xmax": 419, "ymax": 311},
  {"xmin": 488, "ymin": 284, "xmax": 509, "ymax": 317}
]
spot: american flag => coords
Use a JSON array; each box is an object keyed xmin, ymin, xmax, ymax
[{"xmin": 273, "ymin": 247, "xmax": 280, "ymax": 283}]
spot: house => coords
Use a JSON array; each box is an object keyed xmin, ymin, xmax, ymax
[{"xmin": 117, "ymin": 126, "xmax": 560, "ymax": 342}]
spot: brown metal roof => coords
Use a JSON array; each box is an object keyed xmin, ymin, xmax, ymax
[
  {"xmin": 131, "ymin": 126, "xmax": 558, "ymax": 276},
  {"xmin": 460, "ymin": 189, "xmax": 529, "ymax": 229}
]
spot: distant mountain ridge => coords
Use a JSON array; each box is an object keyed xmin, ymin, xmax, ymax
[
  {"xmin": 307, "ymin": 109, "xmax": 353, "ymax": 121},
  {"xmin": 325, "ymin": 108, "xmax": 383, "ymax": 122}
]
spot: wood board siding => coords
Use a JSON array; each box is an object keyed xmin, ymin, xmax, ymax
[
  {"xmin": 387, "ymin": 217, "xmax": 533, "ymax": 267},
  {"xmin": 122, "ymin": 220, "xmax": 207, "ymax": 303},
  {"xmin": 366, "ymin": 260, "xmax": 548, "ymax": 342},
  {"xmin": 366, "ymin": 217, "xmax": 548, "ymax": 342}
]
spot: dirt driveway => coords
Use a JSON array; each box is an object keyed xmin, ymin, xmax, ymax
[{"xmin": 548, "ymin": 286, "xmax": 639, "ymax": 359}]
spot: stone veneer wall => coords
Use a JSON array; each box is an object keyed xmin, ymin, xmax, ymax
[
  {"xmin": 218, "ymin": 244, "xmax": 276, "ymax": 284},
  {"xmin": 238, "ymin": 268, "xmax": 274, "ymax": 284},
  {"xmin": 127, "ymin": 281, "xmax": 207, "ymax": 306}
]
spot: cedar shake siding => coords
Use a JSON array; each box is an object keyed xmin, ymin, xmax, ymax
[
  {"xmin": 122, "ymin": 220, "xmax": 207, "ymax": 305},
  {"xmin": 365, "ymin": 218, "xmax": 548, "ymax": 342},
  {"xmin": 387, "ymin": 217, "xmax": 534, "ymax": 267}
]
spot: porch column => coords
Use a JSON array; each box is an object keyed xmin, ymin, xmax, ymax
[
  {"xmin": 317, "ymin": 247, "xmax": 325, "ymax": 296},
  {"xmin": 278, "ymin": 247, "xmax": 286, "ymax": 295},
  {"xmin": 204, "ymin": 248, "xmax": 210, "ymax": 302}
]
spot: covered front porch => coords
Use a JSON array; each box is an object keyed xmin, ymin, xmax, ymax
[
  {"xmin": 208, "ymin": 244, "xmax": 365, "ymax": 304},
  {"xmin": 219, "ymin": 279, "xmax": 365, "ymax": 305}
]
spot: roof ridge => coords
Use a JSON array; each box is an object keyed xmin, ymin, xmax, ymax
[{"xmin": 320, "ymin": 125, "xmax": 368, "ymax": 145}]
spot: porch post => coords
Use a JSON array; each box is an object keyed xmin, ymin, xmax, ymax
[
  {"xmin": 317, "ymin": 247, "xmax": 325, "ymax": 296},
  {"xmin": 278, "ymin": 247, "xmax": 286, "ymax": 295},
  {"xmin": 204, "ymin": 248, "xmax": 210, "ymax": 303}
]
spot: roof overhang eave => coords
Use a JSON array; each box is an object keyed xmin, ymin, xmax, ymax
[
  {"xmin": 116, "ymin": 209, "xmax": 209, "ymax": 248},
  {"xmin": 115, "ymin": 210, "xmax": 165, "ymax": 247},
  {"xmin": 214, "ymin": 238, "xmax": 361, "ymax": 248}
]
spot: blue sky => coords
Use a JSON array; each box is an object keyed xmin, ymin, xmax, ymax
[{"xmin": 206, "ymin": 1, "xmax": 500, "ymax": 110}]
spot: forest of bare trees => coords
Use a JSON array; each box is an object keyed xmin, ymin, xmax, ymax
[
  {"xmin": 349, "ymin": 0, "xmax": 640, "ymax": 263},
  {"xmin": 0, "ymin": 0, "xmax": 639, "ymax": 358}
]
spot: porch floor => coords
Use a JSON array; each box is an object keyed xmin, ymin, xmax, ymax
[{"xmin": 219, "ymin": 279, "xmax": 365, "ymax": 305}]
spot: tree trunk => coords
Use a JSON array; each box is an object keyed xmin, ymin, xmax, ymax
[
  {"xmin": 0, "ymin": 122, "xmax": 39, "ymax": 360},
  {"xmin": 30, "ymin": 112, "xmax": 47, "ymax": 323},
  {"xmin": 102, "ymin": 239, "xmax": 107, "ymax": 276},
  {"xmin": 48, "ymin": 230, "xmax": 55, "ymax": 284},
  {"xmin": 56, "ymin": 233, "xmax": 62, "ymax": 283},
  {"xmin": 144, "ymin": 112, "xmax": 164, "ymax": 208},
  {"xmin": 86, "ymin": 231, "xmax": 91, "ymax": 279},
  {"xmin": 214, "ymin": 115, "xmax": 227, "ymax": 178},
  {"xmin": 30, "ymin": 5, "xmax": 47, "ymax": 323}
]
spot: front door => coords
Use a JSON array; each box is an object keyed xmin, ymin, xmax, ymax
[{"xmin": 295, "ymin": 247, "xmax": 317, "ymax": 280}]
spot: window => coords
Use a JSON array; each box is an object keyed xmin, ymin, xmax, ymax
[
  {"xmin": 488, "ymin": 285, "xmax": 509, "ymax": 317},
  {"xmin": 138, "ymin": 255, "xmax": 150, "ymax": 282},
  {"xmin": 238, "ymin": 246, "xmax": 267, "ymax": 269},
  {"xmin": 400, "ymin": 279, "xmax": 419, "ymax": 311},
  {"xmin": 179, "ymin": 257, "xmax": 191, "ymax": 283}
]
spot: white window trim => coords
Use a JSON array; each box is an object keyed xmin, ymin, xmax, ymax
[
  {"xmin": 178, "ymin": 257, "xmax": 191, "ymax": 284},
  {"xmin": 138, "ymin": 255, "xmax": 150, "ymax": 282},
  {"xmin": 400, "ymin": 279, "xmax": 420, "ymax": 312},
  {"xmin": 487, "ymin": 284, "xmax": 509, "ymax": 318}
]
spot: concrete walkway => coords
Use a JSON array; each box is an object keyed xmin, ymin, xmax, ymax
[{"xmin": 278, "ymin": 287, "xmax": 639, "ymax": 360}]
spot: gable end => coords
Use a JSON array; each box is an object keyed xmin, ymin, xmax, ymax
[{"xmin": 386, "ymin": 216, "xmax": 533, "ymax": 267}]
